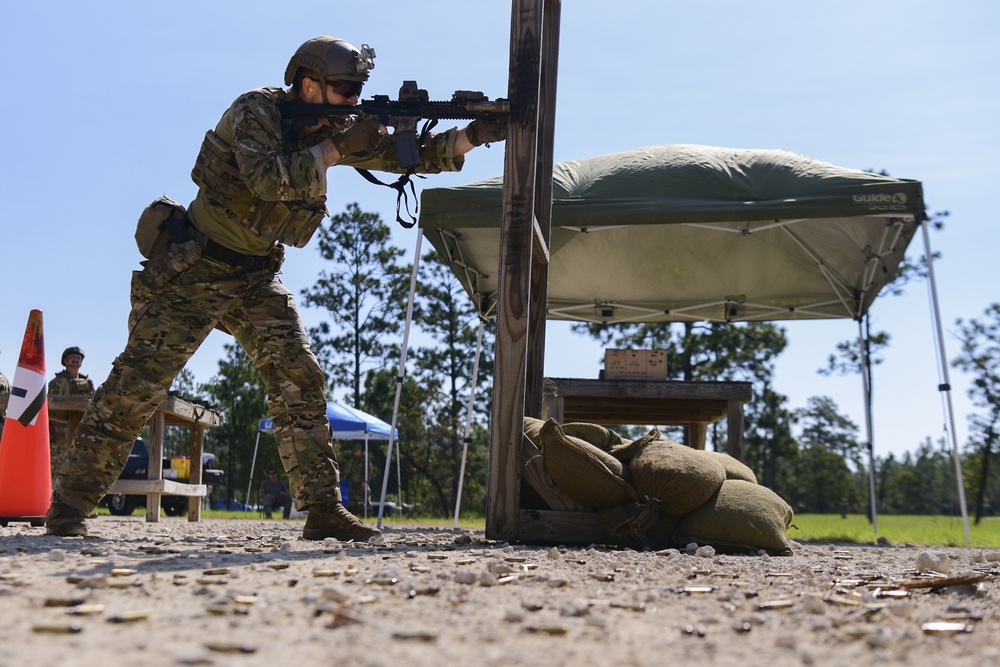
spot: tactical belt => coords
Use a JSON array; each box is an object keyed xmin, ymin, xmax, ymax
[{"xmin": 201, "ymin": 239, "xmax": 273, "ymax": 273}]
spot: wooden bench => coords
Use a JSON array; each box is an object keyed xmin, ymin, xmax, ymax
[
  {"xmin": 541, "ymin": 377, "xmax": 752, "ymax": 460},
  {"xmin": 48, "ymin": 395, "xmax": 220, "ymax": 522}
]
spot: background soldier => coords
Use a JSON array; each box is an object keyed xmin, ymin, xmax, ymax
[
  {"xmin": 259, "ymin": 468, "xmax": 293, "ymax": 519},
  {"xmin": 48, "ymin": 347, "xmax": 95, "ymax": 466},
  {"xmin": 0, "ymin": 350, "xmax": 9, "ymax": 444},
  {"xmin": 45, "ymin": 36, "xmax": 505, "ymax": 539},
  {"xmin": 346, "ymin": 443, "xmax": 369, "ymax": 517}
]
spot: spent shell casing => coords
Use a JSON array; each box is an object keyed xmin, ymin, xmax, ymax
[
  {"xmin": 44, "ymin": 596, "xmax": 90, "ymax": 607},
  {"xmin": 32, "ymin": 622, "xmax": 83, "ymax": 634},
  {"xmin": 391, "ymin": 630, "xmax": 438, "ymax": 642},
  {"xmin": 756, "ymin": 599, "xmax": 794, "ymax": 610},
  {"xmin": 67, "ymin": 604, "xmax": 105, "ymax": 616},
  {"xmin": 525, "ymin": 623, "xmax": 568, "ymax": 635},
  {"xmin": 206, "ymin": 643, "xmax": 256, "ymax": 653},
  {"xmin": 106, "ymin": 610, "xmax": 149, "ymax": 623},
  {"xmin": 921, "ymin": 622, "xmax": 974, "ymax": 634},
  {"xmin": 682, "ymin": 586, "xmax": 716, "ymax": 594}
]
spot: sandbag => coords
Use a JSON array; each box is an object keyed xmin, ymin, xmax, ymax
[
  {"xmin": 703, "ymin": 451, "xmax": 758, "ymax": 483},
  {"xmin": 629, "ymin": 440, "xmax": 727, "ymax": 518},
  {"xmin": 673, "ymin": 479, "xmax": 794, "ymax": 555},
  {"xmin": 523, "ymin": 416, "xmax": 546, "ymax": 446},
  {"xmin": 608, "ymin": 427, "xmax": 660, "ymax": 463},
  {"xmin": 538, "ymin": 419, "xmax": 640, "ymax": 509},
  {"xmin": 561, "ymin": 422, "xmax": 625, "ymax": 452}
]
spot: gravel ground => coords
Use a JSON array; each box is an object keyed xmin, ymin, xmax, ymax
[{"xmin": 1, "ymin": 516, "xmax": 998, "ymax": 667}]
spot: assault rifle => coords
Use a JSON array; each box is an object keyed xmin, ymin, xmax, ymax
[{"xmin": 278, "ymin": 80, "xmax": 512, "ymax": 169}]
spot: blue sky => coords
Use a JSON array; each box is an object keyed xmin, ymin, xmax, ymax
[{"xmin": 1, "ymin": 1, "xmax": 997, "ymax": 459}]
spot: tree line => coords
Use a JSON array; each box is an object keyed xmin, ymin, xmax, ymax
[{"xmin": 164, "ymin": 204, "xmax": 1000, "ymax": 521}]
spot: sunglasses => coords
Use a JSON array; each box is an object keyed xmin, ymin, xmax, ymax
[{"xmin": 324, "ymin": 79, "xmax": 364, "ymax": 98}]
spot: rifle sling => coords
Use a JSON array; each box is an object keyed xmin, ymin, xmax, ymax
[
  {"xmin": 353, "ymin": 168, "xmax": 423, "ymax": 229},
  {"xmin": 351, "ymin": 120, "xmax": 436, "ymax": 229}
]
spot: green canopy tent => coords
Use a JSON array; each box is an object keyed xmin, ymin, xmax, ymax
[
  {"xmin": 411, "ymin": 144, "xmax": 968, "ymax": 540},
  {"xmin": 419, "ymin": 144, "xmax": 924, "ymax": 324}
]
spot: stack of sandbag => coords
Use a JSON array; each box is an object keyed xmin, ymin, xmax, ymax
[{"xmin": 524, "ymin": 417, "xmax": 794, "ymax": 555}]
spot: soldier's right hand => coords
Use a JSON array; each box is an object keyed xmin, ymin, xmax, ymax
[{"xmin": 332, "ymin": 119, "xmax": 385, "ymax": 158}]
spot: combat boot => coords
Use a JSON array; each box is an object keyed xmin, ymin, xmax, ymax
[
  {"xmin": 44, "ymin": 502, "xmax": 88, "ymax": 537},
  {"xmin": 302, "ymin": 503, "xmax": 381, "ymax": 542}
]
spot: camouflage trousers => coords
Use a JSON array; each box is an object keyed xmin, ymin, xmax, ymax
[{"xmin": 52, "ymin": 240, "xmax": 342, "ymax": 513}]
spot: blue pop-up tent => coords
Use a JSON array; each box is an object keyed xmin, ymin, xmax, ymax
[{"xmin": 247, "ymin": 400, "xmax": 397, "ymax": 518}]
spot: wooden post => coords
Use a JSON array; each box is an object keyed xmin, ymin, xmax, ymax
[
  {"xmin": 524, "ymin": 0, "xmax": 561, "ymax": 418},
  {"xmin": 146, "ymin": 412, "xmax": 165, "ymax": 522},
  {"xmin": 486, "ymin": 0, "xmax": 560, "ymax": 541},
  {"xmin": 187, "ymin": 423, "xmax": 204, "ymax": 521}
]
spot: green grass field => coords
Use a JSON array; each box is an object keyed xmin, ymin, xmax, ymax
[
  {"xmin": 790, "ymin": 513, "xmax": 1000, "ymax": 548},
  {"xmin": 99, "ymin": 508, "xmax": 1000, "ymax": 548}
]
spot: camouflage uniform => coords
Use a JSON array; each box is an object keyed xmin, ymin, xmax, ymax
[
  {"xmin": 0, "ymin": 371, "xmax": 10, "ymax": 444},
  {"xmin": 48, "ymin": 369, "xmax": 95, "ymax": 465},
  {"xmin": 51, "ymin": 86, "xmax": 465, "ymax": 515}
]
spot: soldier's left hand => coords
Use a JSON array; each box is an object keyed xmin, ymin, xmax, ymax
[{"xmin": 465, "ymin": 119, "xmax": 507, "ymax": 147}]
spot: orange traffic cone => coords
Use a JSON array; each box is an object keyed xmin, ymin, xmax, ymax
[{"xmin": 0, "ymin": 309, "xmax": 51, "ymax": 525}]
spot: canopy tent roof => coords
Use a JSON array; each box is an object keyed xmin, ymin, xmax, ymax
[
  {"xmin": 418, "ymin": 145, "xmax": 926, "ymax": 324},
  {"xmin": 258, "ymin": 401, "xmax": 395, "ymax": 440}
]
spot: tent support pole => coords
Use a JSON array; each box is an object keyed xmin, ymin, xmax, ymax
[
  {"xmin": 858, "ymin": 317, "xmax": 878, "ymax": 533},
  {"xmin": 378, "ymin": 230, "xmax": 423, "ymax": 528},
  {"xmin": 244, "ymin": 431, "xmax": 261, "ymax": 519},
  {"xmin": 921, "ymin": 220, "xmax": 971, "ymax": 544},
  {"xmin": 454, "ymin": 318, "xmax": 486, "ymax": 526}
]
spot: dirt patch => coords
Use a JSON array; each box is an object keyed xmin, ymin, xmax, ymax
[{"xmin": 1, "ymin": 517, "xmax": 998, "ymax": 666}]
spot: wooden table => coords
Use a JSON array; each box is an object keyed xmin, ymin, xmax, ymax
[
  {"xmin": 541, "ymin": 377, "xmax": 753, "ymax": 460},
  {"xmin": 48, "ymin": 395, "xmax": 220, "ymax": 522}
]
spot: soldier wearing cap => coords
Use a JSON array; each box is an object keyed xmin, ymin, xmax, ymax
[
  {"xmin": 45, "ymin": 36, "xmax": 505, "ymax": 539},
  {"xmin": 0, "ymin": 350, "xmax": 10, "ymax": 444},
  {"xmin": 48, "ymin": 347, "xmax": 96, "ymax": 467}
]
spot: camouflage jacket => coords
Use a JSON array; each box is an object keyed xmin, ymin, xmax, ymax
[
  {"xmin": 189, "ymin": 86, "xmax": 465, "ymax": 255},
  {"xmin": 48, "ymin": 370, "xmax": 95, "ymax": 397}
]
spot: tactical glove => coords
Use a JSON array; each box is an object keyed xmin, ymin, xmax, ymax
[
  {"xmin": 466, "ymin": 119, "xmax": 507, "ymax": 147},
  {"xmin": 332, "ymin": 119, "xmax": 384, "ymax": 157}
]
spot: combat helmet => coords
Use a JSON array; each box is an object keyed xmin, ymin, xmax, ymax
[
  {"xmin": 61, "ymin": 346, "xmax": 85, "ymax": 365},
  {"xmin": 284, "ymin": 36, "xmax": 376, "ymax": 86}
]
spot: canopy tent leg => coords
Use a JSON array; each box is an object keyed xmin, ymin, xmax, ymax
[
  {"xmin": 244, "ymin": 431, "xmax": 261, "ymax": 519},
  {"xmin": 453, "ymin": 318, "xmax": 486, "ymax": 526},
  {"xmin": 378, "ymin": 230, "xmax": 423, "ymax": 528},
  {"xmin": 922, "ymin": 221, "xmax": 971, "ymax": 544},
  {"xmin": 858, "ymin": 316, "xmax": 878, "ymax": 533},
  {"xmin": 363, "ymin": 435, "xmax": 369, "ymax": 519},
  {"xmin": 396, "ymin": 434, "xmax": 402, "ymax": 514}
]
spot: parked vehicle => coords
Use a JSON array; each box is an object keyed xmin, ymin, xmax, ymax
[{"xmin": 101, "ymin": 439, "xmax": 224, "ymax": 516}]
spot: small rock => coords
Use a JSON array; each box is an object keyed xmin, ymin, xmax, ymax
[
  {"xmin": 915, "ymin": 551, "xmax": 952, "ymax": 574},
  {"xmin": 322, "ymin": 586, "xmax": 351, "ymax": 603},
  {"xmin": 454, "ymin": 571, "xmax": 477, "ymax": 585},
  {"xmin": 695, "ymin": 546, "xmax": 716, "ymax": 558},
  {"xmin": 802, "ymin": 596, "xmax": 826, "ymax": 615},
  {"xmin": 877, "ymin": 536, "xmax": 892, "ymax": 546}
]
